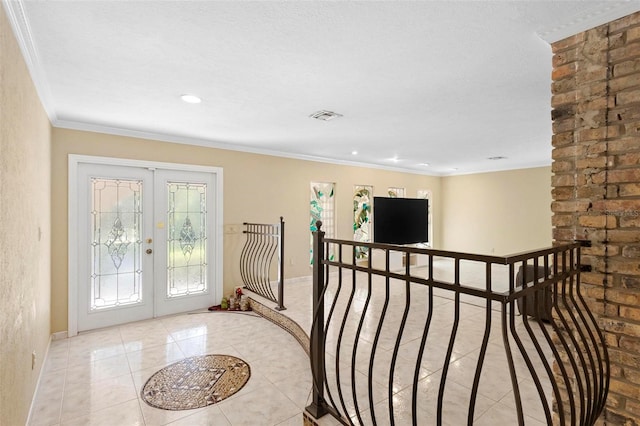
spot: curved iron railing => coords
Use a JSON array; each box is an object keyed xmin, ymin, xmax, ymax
[
  {"xmin": 306, "ymin": 221, "xmax": 608, "ymax": 425},
  {"xmin": 239, "ymin": 217, "xmax": 285, "ymax": 310}
]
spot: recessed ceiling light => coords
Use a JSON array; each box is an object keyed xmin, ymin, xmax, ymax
[
  {"xmin": 351, "ymin": 150, "xmax": 358, "ymax": 155},
  {"xmin": 180, "ymin": 94, "xmax": 202, "ymax": 104},
  {"xmin": 388, "ymin": 157, "xmax": 400, "ymax": 163},
  {"xmin": 449, "ymin": 167, "xmax": 459, "ymax": 171},
  {"xmin": 309, "ymin": 110, "xmax": 343, "ymax": 121},
  {"xmin": 488, "ymin": 156, "xmax": 507, "ymax": 160},
  {"xmin": 418, "ymin": 163, "xmax": 430, "ymax": 167}
]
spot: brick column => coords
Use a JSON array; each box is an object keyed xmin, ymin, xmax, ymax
[{"xmin": 551, "ymin": 12, "xmax": 640, "ymax": 424}]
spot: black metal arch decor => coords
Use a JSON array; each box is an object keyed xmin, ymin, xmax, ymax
[
  {"xmin": 306, "ymin": 221, "xmax": 609, "ymax": 426},
  {"xmin": 239, "ymin": 217, "xmax": 285, "ymax": 310}
]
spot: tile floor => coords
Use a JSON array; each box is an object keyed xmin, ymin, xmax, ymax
[
  {"xmin": 29, "ymin": 311, "xmax": 317, "ymax": 426},
  {"xmin": 30, "ymin": 259, "xmax": 555, "ymax": 425}
]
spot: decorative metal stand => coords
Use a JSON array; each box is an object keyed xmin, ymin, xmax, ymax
[{"xmin": 240, "ymin": 217, "xmax": 285, "ymax": 311}]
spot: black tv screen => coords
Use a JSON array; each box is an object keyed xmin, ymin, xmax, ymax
[{"xmin": 373, "ymin": 197, "xmax": 428, "ymax": 244}]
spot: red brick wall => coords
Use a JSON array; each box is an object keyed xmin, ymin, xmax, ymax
[{"xmin": 551, "ymin": 11, "xmax": 640, "ymax": 425}]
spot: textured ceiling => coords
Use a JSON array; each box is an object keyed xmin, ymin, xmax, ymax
[{"xmin": 5, "ymin": 1, "xmax": 640, "ymax": 175}]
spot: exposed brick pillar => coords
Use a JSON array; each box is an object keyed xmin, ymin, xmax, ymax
[{"xmin": 551, "ymin": 11, "xmax": 640, "ymax": 425}]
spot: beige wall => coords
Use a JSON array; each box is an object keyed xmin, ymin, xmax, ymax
[
  {"xmin": 0, "ymin": 7, "xmax": 52, "ymax": 425},
  {"xmin": 440, "ymin": 166, "xmax": 552, "ymax": 255},
  {"xmin": 51, "ymin": 128, "xmax": 442, "ymax": 333},
  {"xmin": 51, "ymin": 130, "xmax": 555, "ymax": 334}
]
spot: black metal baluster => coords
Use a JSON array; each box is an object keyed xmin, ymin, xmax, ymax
[
  {"xmin": 437, "ymin": 257, "xmax": 461, "ymax": 426},
  {"xmin": 503, "ymin": 263, "xmax": 524, "ymax": 426},
  {"xmin": 369, "ymin": 249, "xmax": 391, "ymax": 426},
  {"xmin": 351, "ymin": 246, "xmax": 370, "ymax": 426},
  {"xmin": 412, "ymin": 254, "xmax": 434, "ymax": 426},
  {"xmin": 389, "ymin": 255, "xmax": 412, "ymax": 426},
  {"xmin": 468, "ymin": 262, "xmax": 493, "ymax": 425}
]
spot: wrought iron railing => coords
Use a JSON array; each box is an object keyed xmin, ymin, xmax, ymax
[
  {"xmin": 306, "ymin": 221, "xmax": 609, "ymax": 425},
  {"xmin": 240, "ymin": 217, "xmax": 285, "ymax": 310}
]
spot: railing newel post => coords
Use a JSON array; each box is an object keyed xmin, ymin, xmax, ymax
[
  {"xmin": 306, "ymin": 220, "xmax": 328, "ymax": 419},
  {"xmin": 276, "ymin": 216, "xmax": 286, "ymax": 310}
]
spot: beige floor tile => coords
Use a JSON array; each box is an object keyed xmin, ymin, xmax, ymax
[
  {"xmin": 59, "ymin": 398, "xmax": 144, "ymax": 426},
  {"xmin": 498, "ymin": 377, "xmax": 553, "ymax": 424},
  {"xmin": 65, "ymin": 353, "xmax": 131, "ymax": 385},
  {"xmin": 28, "ymin": 369, "xmax": 66, "ymax": 425},
  {"xmin": 126, "ymin": 342, "xmax": 185, "ymax": 372},
  {"xmin": 139, "ymin": 400, "xmax": 205, "ymax": 425},
  {"xmin": 174, "ymin": 334, "xmax": 238, "ymax": 358},
  {"xmin": 67, "ymin": 329, "xmax": 124, "ymax": 363},
  {"xmin": 122, "ymin": 332, "xmax": 176, "ymax": 353},
  {"xmin": 474, "ymin": 400, "xmax": 547, "ymax": 426},
  {"xmin": 60, "ymin": 374, "xmax": 137, "ymax": 421},
  {"xmin": 272, "ymin": 371, "xmax": 313, "ymax": 410},
  {"xmin": 164, "ymin": 405, "xmax": 231, "ymax": 426},
  {"xmin": 218, "ymin": 384, "xmax": 300, "ymax": 426},
  {"xmin": 274, "ymin": 413, "xmax": 305, "ymax": 426}
]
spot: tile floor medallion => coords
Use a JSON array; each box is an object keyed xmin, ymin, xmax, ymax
[{"xmin": 141, "ymin": 354, "xmax": 250, "ymax": 410}]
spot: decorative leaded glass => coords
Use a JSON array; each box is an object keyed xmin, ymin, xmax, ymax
[
  {"xmin": 310, "ymin": 182, "xmax": 336, "ymax": 265},
  {"xmin": 418, "ymin": 189, "xmax": 432, "ymax": 246},
  {"xmin": 353, "ymin": 185, "xmax": 373, "ymax": 259},
  {"xmin": 388, "ymin": 187, "xmax": 405, "ymax": 198},
  {"xmin": 179, "ymin": 217, "xmax": 197, "ymax": 261},
  {"xmin": 90, "ymin": 178, "xmax": 143, "ymax": 310},
  {"xmin": 167, "ymin": 182, "xmax": 207, "ymax": 297},
  {"xmin": 104, "ymin": 217, "xmax": 130, "ymax": 269}
]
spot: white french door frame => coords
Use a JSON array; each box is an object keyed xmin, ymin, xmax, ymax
[{"xmin": 68, "ymin": 155, "xmax": 224, "ymax": 337}]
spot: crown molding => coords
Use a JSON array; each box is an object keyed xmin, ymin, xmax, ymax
[
  {"xmin": 2, "ymin": 0, "xmax": 57, "ymax": 121},
  {"xmin": 55, "ymin": 118, "xmax": 551, "ymax": 178},
  {"xmin": 536, "ymin": 2, "xmax": 640, "ymax": 43},
  {"xmin": 54, "ymin": 118, "xmax": 446, "ymax": 176}
]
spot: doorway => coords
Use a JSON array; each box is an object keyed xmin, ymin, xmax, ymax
[{"xmin": 69, "ymin": 156, "xmax": 223, "ymax": 334}]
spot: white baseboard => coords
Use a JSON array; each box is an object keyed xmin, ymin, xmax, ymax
[
  {"xmin": 51, "ymin": 331, "xmax": 68, "ymax": 340},
  {"xmin": 26, "ymin": 334, "xmax": 53, "ymax": 425}
]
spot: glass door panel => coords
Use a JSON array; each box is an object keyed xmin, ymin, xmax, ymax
[
  {"xmin": 155, "ymin": 170, "xmax": 216, "ymax": 317},
  {"xmin": 90, "ymin": 177, "xmax": 144, "ymax": 310},
  {"xmin": 167, "ymin": 182, "xmax": 208, "ymax": 297},
  {"xmin": 78, "ymin": 164, "xmax": 154, "ymax": 331}
]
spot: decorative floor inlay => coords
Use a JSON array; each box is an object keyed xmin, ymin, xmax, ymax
[{"xmin": 141, "ymin": 354, "xmax": 251, "ymax": 410}]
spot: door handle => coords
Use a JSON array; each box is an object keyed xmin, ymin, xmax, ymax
[{"xmin": 146, "ymin": 248, "xmax": 153, "ymax": 254}]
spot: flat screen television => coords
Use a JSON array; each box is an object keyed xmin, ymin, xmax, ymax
[{"xmin": 373, "ymin": 197, "xmax": 428, "ymax": 245}]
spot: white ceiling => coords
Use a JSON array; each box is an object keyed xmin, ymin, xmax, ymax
[{"xmin": 5, "ymin": 1, "xmax": 640, "ymax": 175}]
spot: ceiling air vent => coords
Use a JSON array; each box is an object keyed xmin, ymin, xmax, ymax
[
  {"xmin": 488, "ymin": 156, "xmax": 507, "ymax": 160},
  {"xmin": 309, "ymin": 110, "xmax": 343, "ymax": 121}
]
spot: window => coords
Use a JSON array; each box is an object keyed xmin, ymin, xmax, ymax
[
  {"xmin": 310, "ymin": 182, "xmax": 336, "ymax": 264},
  {"xmin": 353, "ymin": 185, "xmax": 373, "ymax": 259},
  {"xmin": 387, "ymin": 187, "xmax": 405, "ymax": 198},
  {"xmin": 417, "ymin": 189, "xmax": 432, "ymax": 247}
]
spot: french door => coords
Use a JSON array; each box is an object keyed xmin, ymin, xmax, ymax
[{"xmin": 72, "ymin": 158, "xmax": 222, "ymax": 333}]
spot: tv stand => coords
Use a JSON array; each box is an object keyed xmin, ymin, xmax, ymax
[{"xmin": 368, "ymin": 245, "xmax": 429, "ymax": 271}]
